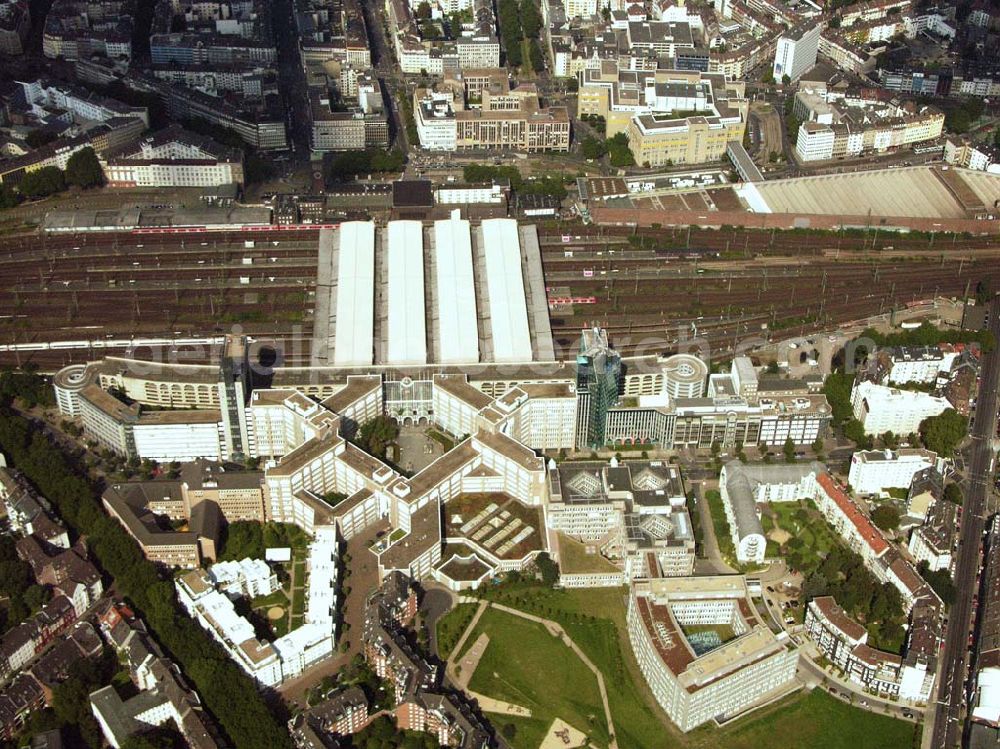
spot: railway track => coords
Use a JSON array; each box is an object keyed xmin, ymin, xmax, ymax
[{"xmin": 1, "ymin": 223, "xmax": 998, "ymax": 369}]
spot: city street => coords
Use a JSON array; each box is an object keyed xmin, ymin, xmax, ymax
[{"xmin": 930, "ymin": 298, "xmax": 999, "ymax": 748}]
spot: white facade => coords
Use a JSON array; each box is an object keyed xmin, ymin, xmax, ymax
[
  {"xmin": 209, "ymin": 557, "xmax": 280, "ymax": 598},
  {"xmin": 850, "ymin": 380, "xmax": 951, "ymax": 436},
  {"xmin": 627, "ymin": 578, "xmax": 800, "ymax": 732},
  {"xmin": 887, "ymin": 349, "xmax": 958, "ymax": 384},
  {"xmin": 908, "ymin": 526, "xmax": 952, "ymax": 572},
  {"xmin": 414, "ymin": 90, "xmax": 458, "ymax": 151},
  {"xmin": 772, "ymin": 25, "xmax": 821, "ymax": 82},
  {"xmin": 132, "ymin": 419, "xmax": 223, "ymax": 462},
  {"xmin": 848, "ymin": 449, "xmax": 938, "ymax": 495}
]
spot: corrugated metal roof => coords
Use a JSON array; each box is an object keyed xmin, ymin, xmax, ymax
[
  {"xmin": 481, "ymin": 218, "xmax": 531, "ymax": 363},
  {"xmin": 387, "ymin": 221, "xmax": 427, "ymax": 365},
  {"xmin": 433, "ymin": 216, "xmax": 479, "ymax": 364},
  {"xmin": 334, "ymin": 221, "xmax": 375, "ymax": 367}
]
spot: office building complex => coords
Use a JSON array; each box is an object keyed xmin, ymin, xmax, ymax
[
  {"xmin": 102, "ymin": 125, "xmax": 245, "ymax": 188},
  {"xmin": 547, "ymin": 460, "xmax": 695, "ymax": 587},
  {"xmin": 627, "ymin": 576, "xmax": 799, "ymax": 731},
  {"xmin": 413, "ymin": 84, "xmax": 570, "ymax": 153}
]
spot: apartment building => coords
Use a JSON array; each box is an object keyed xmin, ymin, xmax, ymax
[
  {"xmin": 805, "ymin": 595, "xmax": 937, "ymax": 702},
  {"xmin": 793, "ymin": 86, "xmax": 944, "ymax": 162},
  {"xmin": 908, "ymin": 499, "xmax": 957, "ymax": 573},
  {"xmin": 850, "ymin": 380, "xmax": 951, "ymax": 435},
  {"xmin": 176, "ymin": 530, "xmax": 337, "ymax": 688},
  {"xmin": 848, "ymin": 449, "xmax": 940, "ymax": 495}
]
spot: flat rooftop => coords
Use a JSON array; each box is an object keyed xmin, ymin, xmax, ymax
[{"xmin": 743, "ymin": 166, "xmax": 996, "ymax": 219}]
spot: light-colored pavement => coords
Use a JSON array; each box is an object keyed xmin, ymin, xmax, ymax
[
  {"xmin": 467, "ymin": 690, "xmax": 533, "ymax": 717},
  {"xmin": 454, "ymin": 633, "xmax": 490, "ymax": 691}
]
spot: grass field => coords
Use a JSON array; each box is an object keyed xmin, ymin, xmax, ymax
[
  {"xmin": 461, "ymin": 607, "xmax": 610, "ymax": 749},
  {"xmin": 704, "ymin": 490, "xmax": 737, "ymax": 564},
  {"xmin": 436, "ymin": 603, "xmax": 478, "ymax": 660},
  {"xmin": 467, "ymin": 582, "xmax": 919, "ymax": 749},
  {"xmin": 687, "ymin": 689, "xmax": 919, "ymax": 749}
]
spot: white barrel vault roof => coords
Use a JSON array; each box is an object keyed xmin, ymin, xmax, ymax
[
  {"xmin": 386, "ymin": 220, "xmax": 427, "ymax": 365},
  {"xmin": 334, "ymin": 221, "xmax": 375, "ymax": 367},
  {"xmin": 433, "ymin": 215, "xmax": 480, "ymax": 364},
  {"xmin": 481, "ymin": 218, "xmax": 532, "ymax": 363}
]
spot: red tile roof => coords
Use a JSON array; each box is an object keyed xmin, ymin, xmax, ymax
[{"xmin": 816, "ymin": 474, "xmax": 888, "ymax": 556}]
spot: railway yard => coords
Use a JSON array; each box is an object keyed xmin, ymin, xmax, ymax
[{"xmin": 3, "ymin": 223, "xmax": 1000, "ymax": 370}]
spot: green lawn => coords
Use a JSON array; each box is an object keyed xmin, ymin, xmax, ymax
[
  {"xmin": 436, "ymin": 603, "xmax": 478, "ymax": 660},
  {"xmin": 472, "ymin": 584, "xmax": 671, "ymax": 749},
  {"xmin": 768, "ymin": 500, "xmax": 842, "ymax": 571},
  {"xmin": 704, "ymin": 490, "xmax": 737, "ymax": 564},
  {"xmin": 687, "ymin": 689, "xmax": 919, "ymax": 749},
  {"xmin": 463, "ymin": 607, "xmax": 610, "ymax": 749},
  {"xmin": 291, "ymin": 585, "xmax": 305, "ymax": 620},
  {"xmin": 469, "ymin": 582, "xmax": 918, "ymax": 749}
]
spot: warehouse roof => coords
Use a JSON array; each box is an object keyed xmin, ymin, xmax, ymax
[
  {"xmin": 433, "ymin": 215, "xmax": 480, "ymax": 364},
  {"xmin": 387, "ymin": 221, "xmax": 427, "ymax": 365},
  {"xmin": 334, "ymin": 222, "xmax": 375, "ymax": 367},
  {"xmin": 480, "ymin": 219, "xmax": 531, "ymax": 363}
]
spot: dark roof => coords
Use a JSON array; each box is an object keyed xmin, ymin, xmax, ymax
[{"xmin": 392, "ymin": 180, "xmax": 434, "ymax": 207}]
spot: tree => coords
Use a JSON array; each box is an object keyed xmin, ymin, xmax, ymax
[
  {"xmin": 943, "ymin": 482, "xmax": 963, "ymax": 505},
  {"xmin": 976, "ymin": 280, "xmax": 993, "ymax": 305},
  {"xmin": 761, "ymin": 69, "xmax": 775, "ymax": 84},
  {"xmin": 65, "ymin": 147, "xmax": 105, "ymax": 188},
  {"xmin": 534, "ymin": 551, "xmax": 559, "ymax": 586},
  {"xmin": 871, "ymin": 504, "xmax": 900, "ymax": 532},
  {"xmin": 918, "ymin": 561, "xmax": 956, "ymax": 607},
  {"xmin": 766, "ymin": 361, "xmax": 780, "ymax": 374},
  {"xmin": 357, "ymin": 415, "xmax": 400, "ymax": 459},
  {"xmin": 0, "ymin": 184, "xmax": 22, "ymax": 210},
  {"xmin": 844, "ymin": 418, "xmax": 873, "ymax": 449},
  {"xmin": 19, "ymin": 166, "xmax": 66, "ymax": 198},
  {"xmin": 783, "ymin": 437, "xmax": 796, "ymax": 463},
  {"xmin": 581, "ymin": 136, "xmax": 607, "ymax": 160},
  {"xmin": 782, "ymin": 74, "xmax": 791, "ymax": 85},
  {"xmin": 415, "ymin": 1, "xmax": 431, "ymax": 18},
  {"xmin": 606, "ymin": 132, "xmax": 635, "ymax": 167},
  {"xmin": 919, "ymin": 409, "xmax": 968, "ymax": 456},
  {"xmin": 519, "ymin": 0, "xmax": 542, "ymax": 37},
  {"xmin": 25, "ymin": 129, "xmax": 58, "ymax": 148},
  {"xmin": 881, "ymin": 430, "xmax": 899, "ymax": 449},
  {"xmin": 528, "ymin": 38, "xmax": 545, "ymax": 72}
]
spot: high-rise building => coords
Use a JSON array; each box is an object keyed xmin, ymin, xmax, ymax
[
  {"xmin": 772, "ymin": 24, "xmax": 821, "ymax": 82},
  {"xmin": 575, "ymin": 328, "xmax": 622, "ymax": 447}
]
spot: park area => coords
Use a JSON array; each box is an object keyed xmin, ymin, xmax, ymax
[{"xmin": 437, "ymin": 582, "xmax": 919, "ymax": 749}]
